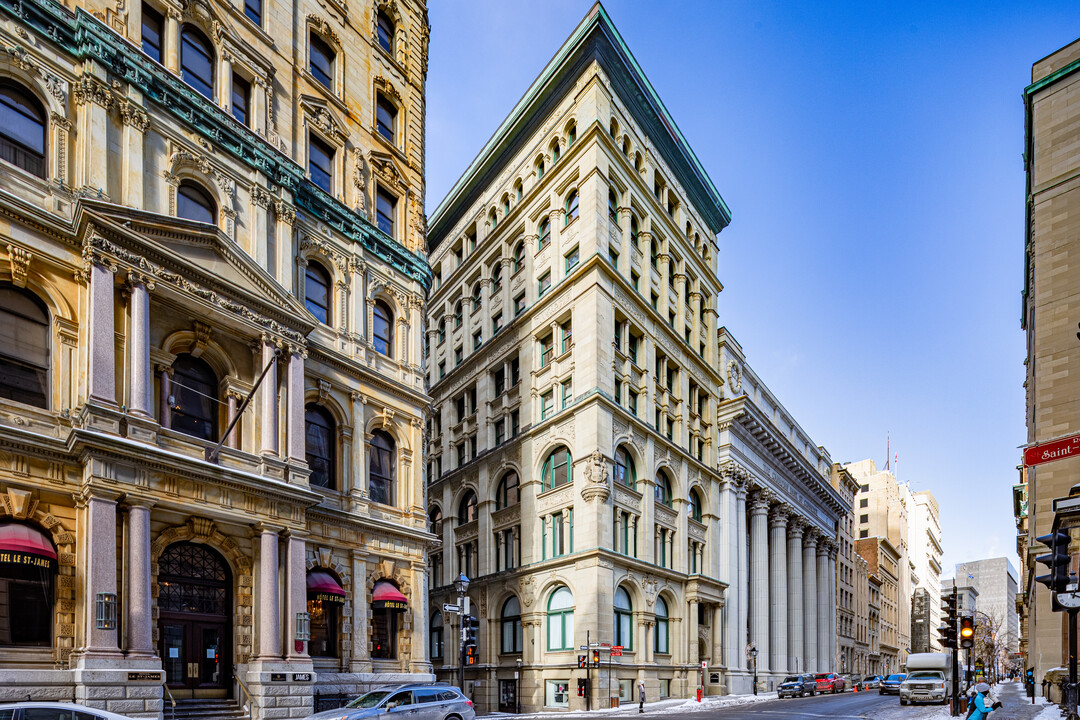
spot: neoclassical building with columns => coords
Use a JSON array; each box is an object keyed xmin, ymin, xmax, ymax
[
  {"xmin": 421, "ymin": 4, "xmax": 847, "ymax": 711},
  {"xmin": 0, "ymin": 0, "xmax": 434, "ymax": 715}
]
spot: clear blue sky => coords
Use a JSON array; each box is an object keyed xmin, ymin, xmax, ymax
[{"xmin": 425, "ymin": 1, "xmax": 1080, "ymax": 577}]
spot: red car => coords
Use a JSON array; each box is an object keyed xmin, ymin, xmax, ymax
[{"xmin": 814, "ymin": 673, "xmax": 846, "ymax": 694}]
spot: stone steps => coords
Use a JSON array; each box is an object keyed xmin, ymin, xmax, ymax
[{"xmin": 168, "ymin": 699, "xmax": 250, "ymax": 720}]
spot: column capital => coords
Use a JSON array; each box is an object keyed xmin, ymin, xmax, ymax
[
  {"xmin": 768, "ymin": 503, "xmax": 790, "ymax": 529},
  {"xmin": 251, "ymin": 522, "xmax": 283, "ymax": 536},
  {"xmin": 787, "ymin": 517, "xmax": 806, "ymax": 540},
  {"xmin": 748, "ymin": 489, "xmax": 772, "ymax": 514},
  {"xmin": 803, "ymin": 528, "xmax": 820, "ymax": 548}
]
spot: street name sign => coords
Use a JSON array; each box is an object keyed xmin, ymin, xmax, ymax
[
  {"xmin": 1025, "ymin": 433, "xmax": 1080, "ymax": 467},
  {"xmin": 442, "ymin": 603, "xmax": 462, "ymax": 613}
]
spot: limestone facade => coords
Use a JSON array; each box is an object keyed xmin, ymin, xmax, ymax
[
  {"xmin": 856, "ymin": 537, "xmax": 901, "ymax": 676},
  {"xmin": 421, "ymin": 5, "xmax": 846, "ymax": 712},
  {"xmin": 832, "ymin": 464, "xmax": 859, "ymax": 675},
  {"xmin": 0, "ymin": 0, "xmax": 434, "ymax": 715},
  {"xmin": 1020, "ymin": 37, "xmax": 1080, "ymax": 692}
]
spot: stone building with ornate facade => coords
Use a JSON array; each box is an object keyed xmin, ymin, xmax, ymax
[
  {"xmin": 421, "ymin": 5, "xmax": 850, "ymax": 709},
  {"xmin": 832, "ymin": 463, "xmax": 859, "ymax": 675},
  {"xmin": 0, "ymin": 0, "xmax": 433, "ymax": 715}
]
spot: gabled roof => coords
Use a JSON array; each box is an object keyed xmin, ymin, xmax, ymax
[{"xmin": 428, "ymin": 2, "xmax": 731, "ymax": 249}]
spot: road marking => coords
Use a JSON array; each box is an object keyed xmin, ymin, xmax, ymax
[{"xmin": 756, "ymin": 712, "xmax": 866, "ymax": 719}]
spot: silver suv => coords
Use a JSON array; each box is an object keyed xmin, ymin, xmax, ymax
[{"xmin": 304, "ymin": 685, "xmax": 475, "ymax": 720}]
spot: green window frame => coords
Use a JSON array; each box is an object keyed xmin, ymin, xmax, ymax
[
  {"xmin": 654, "ymin": 597, "xmax": 669, "ymax": 653},
  {"xmin": 514, "ymin": 293, "xmax": 526, "ymax": 317},
  {"xmin": 546, "ymin": 587, "xmax": 574, "ymax": 651},
  {"xmin": 540, "ymin": 334, "xmax": 553, "ymax": 367},
  {"xmin": 568, "ymin": 124, "xmax": 576, "ymax": 146},
  {"xmin": 655, "ymin": 473, "xmax": 673, "ymax": 507},
  {"xmin": 564, "ymin": 191, "xmax": 579, "ymax": 225},
  {"xmin": 614, "ymin": 587, "xmax": 633, "ymax": 650},
  {"xmin": 542, "ymin": 446, "xmax": 572, "ymax": 490},
  {"xmin": 565, "ymin": 246, "xmax": 579, "ymax": 272},
  {"xmin": 614, "ymin": 446, "xmax": 635, "ymax": 489},
  {"xmin": 689, "ymin": 488, "xmax": 703, "ymax": 522},
  {"xmin": 538, "ymin": 219, "xmax": 551, "ymax": 249},
  {"xmin": 628, "ymin": 390, "xmax": 638, "ymax": 416},
  {"xmin": 541, "ymin": 390, "xmax": 553, "ymax": 420},
  {"xmin": 561, "ymin": 380, "xmax": 572, "ymax": 409},
  {"xmin": 513, "ymin": 242, "xmax": 525, "ymax": 273},
  {"xmin": 539, "ymin": 272, "xmax": 552, "ymax": 297},
  {"xmin": 560, "ymin": 322, "xmax": 573, "ymax": 353}
]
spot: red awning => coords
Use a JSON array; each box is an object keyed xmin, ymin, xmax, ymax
[
  {"xmin": 0, "ymin": 523, "xmax": 57, "ymax": 571},
  {"xmin": 307, "ymin": 571, "xmax": 346, "ymax": 604},
  {"xmin": 372, "ymin": 580, "xmax": 408, "ymax": 612}
]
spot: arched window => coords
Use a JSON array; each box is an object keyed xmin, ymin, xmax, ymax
[
  {"xmin": 428, "ymin": 506, "xmax": 443, "ymax": 535},
  {"xmin": 369, "ymin": 430, "xmax": 395, "ymax": 505},
  {"xmin": 609, "ymin": 117, "xmax": 618, "ymax": 139},
  {"xmin": 0, "ymin": 82, "xmax": 46, "ymax": 178},
  {"xmin": 0, "ymin": 284, "xmax": 49, "ymax": 408},
  {"xmin": 654, "ymin": 471, "xmax": 673, "ymax": 508},
  {"xmin": 376, "ymin": 9, "xmax": 395, "ymax": 54},
  {"xmin": 551, "ymin": 140, "xmax": 560, "ymax": 163},
  {"xmin": 613, "ymin": 446, "xmax": 635, "ymax": 489},
  {"xmin": 547, "ymin": 586, "xmax": 574, "ymax": 650},
  {"xmin": 634, "ymin": 152, "xmax": 644, "ymax": 173},
  {"xmin": 538, "ymin": 218, "xmax": 550, "ymax": 249},
  {"xmin": 458, "ymin": 490, "xmax": 478, "ymax": 523},
  {"xmin": 305, "ymin": 262, "xmax": 332, "ymax": 325},
  {"xmin": 536, "ymin": 157, "xmax": 545, "ymax": 180},
  {"xmin": 0, "ymin": 522, "xmax": 56, "ymax": 646},
  {"xmin": 372, "ymin": 300, "xmax": 393, "ymax": 357},
  {"xmin": 429, "ymin": 611, "xmax": 443, "ymax": 658},
  {"xmin": 453, "ymin": 300, "xmax": 463, "ymax": 328},
  {"xmin": 496, "ymin": 471, "xmax": 520, "ymax": 509},
  {"xmin": 489, "ymin": 208, "xmax": 498, "ymax": 229},
  {"xmin": 305, "ymin": 404, "xmax": 336, "ymax": 489},
  {"xmin": 171, "ymin": 353, "xmax": 218, "ymax": 441},
  {"xmin": 471, "ymin": 283, "xmax": 482, "ymax": 312},
  {"xmin": 542, "ymin": 446, "xmax": 572, "ymax": 491},
  {"xmin": 654, "ymin": 596, "xmax": 669, "ymax": 653},
  {"xmin": 564, "ymin": 191, "xmax": 579, "ymax": 225},
  {"xmin": 177, "ymin": 180, "xmax": 216, "ymax": 225},
  {"xmin": 688, "ymin": 487, "xmax": 703, "ymax": 522},
  {"xmin": 567, "ymin": 122, "xmax": 577, "ymax": 146},
  {"xmin": 180, "ymin": 25, "xmax": 214, "ymax": 99},
  {"xmin": 306, "ymin": 567, "xmax": 342, "ymax": 657},
  {"xmin": 622, "ymin": 136, "xmax": 631, "ymax": 156},
  {"xmin": 502, "ymin": 195, "xmax": 510, "ymax": 217},
  {"xmin": 492, "ymin": 263, "xmax": 503, "ymax": 293},
  {"xmin": 309, "ymin": 32, "xmax": 335, "ymax": 90},
  {"xmin": 501, "ymin": 596, "xmax": 523, "ymax": 653},
  {"xmin": 630, "ymin": 215, "xmax": 639, "ymax": 248},
  {"xmin": 608, "ymin": 189, "xmax": 619, "ymax": 223},
  {"xmin": 370, "ymin": 580, "xmax": 402, "ymax": 659},
  {"xmin": 513, "ymin": 242, "xmax": 525, "ymax": 273},
  {"xmin": 614, "ymin": 586, "xmax": 633, "ymax": 649},
  {"xmin": 514, "ymin": 180, "xmax": 523, "ymax": 202}
]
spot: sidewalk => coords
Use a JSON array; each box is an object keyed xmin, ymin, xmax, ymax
[{"xmin": 481, "ymin": 691, "xmax": 779, "ymax": 718}]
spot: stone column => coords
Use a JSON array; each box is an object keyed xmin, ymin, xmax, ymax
[
  {"xmin": 258, "ymin": 339, "xmax": 278, "ymax": 456},
  {"xmin": 119, "ymin": 95, "xmax": 146, "ymax": 207},
  {"xmin": 719, "ymin": 479, "xmax": 738, "ymax": 670},
  {"xmin": 283, "ymin": 530, "xmax": 307, "ymax": 660},
  {"xmin": 218, "ymin": 52, "xmax": 232, "ymax": 110},
  {"xmin": 225, "ymin": 390, "xmax": 241, "ymax": 449},
  {"xmin": 255, "ymin": 524, "xmax": 281, "ymax": 660},
  {"xmin": 736, "ymin": 482, "xmax": 749, "ymax": 672},
  {"xmin": 803, "ymin": 531, "xmax": 818, "ymax": 673},
  {"xmin": 127, "ymin": 274, "xmax": 153, "ymax": 418},
  {"xmin": 157, "ymin": 365, "xmax": 173, "ymax": 427},
  {"xmin": 164, "ymin": 9, "xmax": 181, "ymax": 73},
  {"xmin": 286, "ymin": 347, "xmax": 306, "ymax": 463},
  {"xmin": 688, "ymin": 599, "xmax": 700, "ymax": 665},
  {"xmin": 786, "ymin": 520, "xmax": 805, "ymax": 673},
  {"xmin": 712, "ymin": 605, "xmax": 724, "ymax": 670},
  {"xmin": 350, "ymin": 551, "xmax": 371, "ymax": 672},
  {"xmin": 827, "ymin": 545, "xmax": 838, "ymax": 672},
  {"xmin": 817, "ymin": 543, "xmax": 830, "ymax": 671},
  {"xmin": 768, "ymin": 505, "xmax": 788, "ymax": 674},
  {"xmin": 748, "ymin": 490, "xmax": 770, "ymax": 673},
  {"xmin": 126, "ymin": 500, "xmax": 155, "ymax": 657},
  {"xmin": 87, "ymin": 261, "xmax": 116, "ymax": 405},
  {"xmin": 81, "ymin": 488, "xmax": 120, "ymax": 655}
]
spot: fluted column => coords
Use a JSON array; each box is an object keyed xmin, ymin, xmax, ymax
[
  {"xmin": 748, "ymin": 490, "xmax": 770, "ymax": 672},
  {"xmin": 126, "ymin": 501, "xmax": 154, "ymax": 657},
  {"xmin": 736, "ymin": 481, "xmax": 749, "ymax": 672},
  {"xmin": 720, "ymin": 478, "xmax": 739, "ymax": 671},
  {"xmin": 258, "ymin": 339, "xmax": 279, "ymax": 456},
  {"xmin": 786, "ymin": 520, "xmax": 805, "ymax": 673},
  {"xmin": 817, "ymin": 542, "xmax": 830, "ymax": 672},
  {"xmin": 768, "ymin": 505, "xmax": 788, "ymax": 674},
  {"xmin": 803, "ymin": 531, "xmax": 819, "ymax": 672},
  {"xmin": 827, "ymin": 545, "xmax": 838, "ymax": 672},
  {"xmin": 127, "ymin": 274, "xmax": 153, "ymax": 418},
  {"xmin": 255, "ymin": 524, "xmax": 281, "ymax": 659}
]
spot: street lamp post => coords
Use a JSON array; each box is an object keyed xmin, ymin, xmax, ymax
[
  {"xmin": 749, "ymin": 647, "xmax": 759, "ymax": 695},
  {"xmin": 516, "ymin": 656, "xmax": 523, "ymax": 714},
  {"xmin": 454, "ymin": 573, "xmax": 470, "ymax": 693}
]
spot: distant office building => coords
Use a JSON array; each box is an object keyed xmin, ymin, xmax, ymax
[{"xmin": 955, "ymin": 558, "xmax": 1020, "ymax": 653}]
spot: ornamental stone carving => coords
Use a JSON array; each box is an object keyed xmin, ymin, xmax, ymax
[
  {"xmin": 119, "ymin": 98, "xmax": 150, "ymax": 132},
  {"xmin": 6, "ymin": 244, "xmax": 32, "ymax": 288},
  {"xmin": 579, "ymin": 450, "xmax": 610, "ymax": 504},
  {"xmin": 727, "ymin": 359, "xmax": 743, "ymax": 394}
]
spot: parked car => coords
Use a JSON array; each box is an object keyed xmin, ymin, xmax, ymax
[
  {"xmin": 880, "ymin": 674, "xmax": 907, "ymax": 695},
  {"xmin": 900, "ymin": 670, "xmax": 948, "ymax": 705},
  {"xmin": 862, "ymin": 675, "xmax": 883, "ymax": 689},
  {"xmin": 778, "ymin": 675, "xmax": 817, "ymax": 698},
  {"xmin": 843, "ymin": 674, "xmax": 862, "ymax": 691},
  {"xmin": 813, "ymin": 673, "xmax": 846, "ymax": 694},
  {"xmin": 0, "ymin": 703, "xmax": 138, "ymax": 720},
  {"xmin": 303, "ymin": 685, "xmax": 475, "ymax": 720}
]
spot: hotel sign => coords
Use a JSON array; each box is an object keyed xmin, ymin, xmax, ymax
[{"xmin": 1025, "ymin": 433, "xmax": 1080, "ymax": 467}]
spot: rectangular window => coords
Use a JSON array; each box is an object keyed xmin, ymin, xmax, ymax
[
  {"xmin": 614, "ymin": 378, "xmax": 622, "ymax": 403},
  {"xmin": 541, "ymin": 390, "xmax": 554, "ymax": 420},
  {"xmin": 376, "ymin": 187, "xmax": 396, "ymax": 238},
  {"xmin": 609, "ymin": 246, "xmax": 619, "ymax": 268},
  {"xmin": 470, "ymin": 435, "xmax": 477, "ymax": 459},
  {"xmin": 510, "ymin": 357, "xmax": 520, "ymax": 385},
  {"xmin": 650, "ymin": 292, "xmax": 659, "ymax": 310},
  {"xmin": 614, "ymin": 321, "xmax": 623, "ymax": 352},
  {"xmin": 510, "ymin": 410, "xmax": 520, "ymax": 436},
  {"xmin": 492, "ymin": 313, "xmax": 503, "ymax": 334},
  {"xmin": 456, "ymin": 395, "xmax": 465, "ymax": 420},
  {"xmin": 628, "ymin": 390, "xmax": 638, "ymax": 416},
  {"xmin": 376, "ymin": 95, "xmax": 397, "ymax": 144},
  {"xmin": 308, "ymin": 135, "xmax": 334, "ymax": 193},
  {"xmin": 859, "ymin": 529, "xmax": 868, "ymax": 539},
  {"xmin": 631, "ymin": 270, "xmax": 640, "ymax": 291},
  {"xmin": 514, "ymin": 293, "xmax": 526, "ymax": 317},
  {"xmin": 438, "ymin": 361, "xmax": 445, "ymax": 379},
  {"xmin": 454, "ymin": 346, "xmax": 463, "ymax": 366},
  {"xmin": 539, "ymin": 271, "xmax": 551, "ymax": 297},
  {"xmin": 552, "ymin": 512, "xmax": 564, "ymax": 556},
  {"xmin": 860, "ymin": 484, "xmax": 869, "ymax": 492},
  {"xmin": 231, "ymin": 74, "xmax": 250, "ymax": 126},
  {"xmin": 565, "ymin": 246, "xmax": 579, "ymax": 272},
  {"xmin": 666, "ymin": 418, "xmax": 674, "ymax": 441},
  {"xmin": 859, "ymin": 514, "xmax": 869, "ymax": 524},
  {"xmin": 141, "ymin": 4, "xmax": 163, "ymax": 62},
  {"xmin": 540, "ymin": 334, "xmax": 553, "ymax": 367},
  {"xmin": 309, "ymin": 33, "xmax": 334, "ymax": 90},
  {"xmin": 859, "ymin": 498, "xmax": 868, "ymax": 508},
  {"xmin": 456, "ymin": 443, "xmax": 465, "ymax": 467},
  {"xmin": 561, "ymin": 380, "xmax": 573, "ymax": 409},
  {"xmin": 494, "ymin": 367, "xmax": 506, "ymax": 396},
  {"xmin": 495, "ymin": 419, "xmax": 506, "ymax": 446},
  {"xmin": 561, "ymin": 322, "xmax": 573, "ymax": 353},
  {"xmin": 473, "ymin": 331, "xmax": 482, "ymax": 350},
  {"xmin": 243, "ymin": 0, "xmax": 261, "ymax": 24}
]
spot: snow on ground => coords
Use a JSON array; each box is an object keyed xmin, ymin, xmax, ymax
[{"xmin": 482, "ymin": 692, "xmax": 779, "ymax": 719}]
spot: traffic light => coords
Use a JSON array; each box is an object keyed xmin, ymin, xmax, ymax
[
  {"xmin": 578, "ymin": 655, "xmax": 587, "ymax": 668},
  {"xmin": 592, "ymin": 649, "xmax": 600, "ymax": 666},
  {"xmin": 464, "ymin": 644, "xmax": 476, "ymax": 665},
  {"xmin": 942, "ymin": 591, "xmax": 958, "ymax": 623},
  {"xmin": 1035, "ymin": 531, "xmax": 1072, "ymax": 593},
  {"xmin": 938, "ymin": 622, "xmax": 957, "ymax": 649},
  {"xmin": 960, "ymin": 616, "xmax": 975, "ymax": 649},
  {"xmin": 464, "ymin": 614, "xmax": 479, "ymax": 646}
]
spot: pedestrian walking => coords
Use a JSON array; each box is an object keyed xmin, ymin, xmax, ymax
[
  {"xmin": 968, "ymin": 682, "xmax": 1003, "ymax": 720},
  {"xmin": 638, "ymin": 681, "xmax": 646, "ymax": 713}
]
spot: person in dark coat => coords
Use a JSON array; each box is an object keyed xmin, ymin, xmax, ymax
[{"xmin": 638, "ymin": 681, "xmax": 646, "ymax": 713}]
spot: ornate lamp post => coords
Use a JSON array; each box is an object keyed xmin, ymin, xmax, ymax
[{"xmin": 454, "ymin": 573, "xmax": 470, "ymax": 692}]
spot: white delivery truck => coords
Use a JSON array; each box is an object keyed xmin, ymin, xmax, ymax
[{"xmin": 901, "ymin": 653, "xmax": 951, "ymax": 705}]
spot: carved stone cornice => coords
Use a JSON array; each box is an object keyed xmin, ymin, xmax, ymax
[
  {"xmin": 118, "ymin": 98, "xmax": 150, "ymax": 133},
  {"xmin": 73, "ymin": 73, "xmax": 113, "ymax": 109}
]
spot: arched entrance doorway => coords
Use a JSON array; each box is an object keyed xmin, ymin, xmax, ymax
[{"xmin": 158, "ymin": 542, "xmax": 232, "ymax": 699}]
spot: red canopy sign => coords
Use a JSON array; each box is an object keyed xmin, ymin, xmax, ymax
[{"xmin": 1025, "ymin": 434, "xmax": 1080, "ymax": 467}]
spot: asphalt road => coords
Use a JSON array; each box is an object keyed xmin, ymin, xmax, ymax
[{"xmin": 672, "ymin": 691, "xmax": 904, "ymax": 719}]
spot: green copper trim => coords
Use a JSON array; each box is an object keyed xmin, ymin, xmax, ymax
[
  {"xmin": 1, "ymin": 0, "xmax": 430, "ymax": 287},
  {"xmin": 429, "ymin": 1, "xmax": 730, "ymax": 244}
]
